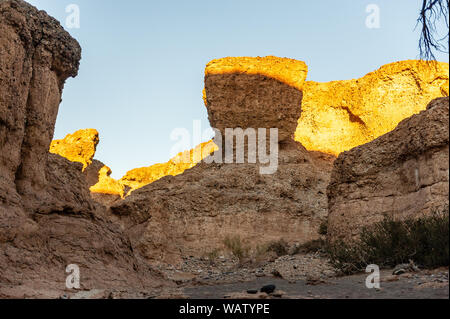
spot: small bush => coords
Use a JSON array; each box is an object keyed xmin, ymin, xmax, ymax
[
  {"xmin": 205, "ymin": 249, "xmax": 220, "ymax": 264},
  {"xmin": 328, "ymin": 208, "xmax": 449, "ymax": 274},
  {"xmin": 318, "ymin": 220, "xmax": 328, "ymax": 236},
  {"xmin": 223, "ymin": 235, "xmax": 249, "ymax": 262},
  {"xmin": 294, "ymin": 239, "xmax": 328, "ymax": 255},
  {"xmin": 254, "ymin": 244, "xmax": 269, "ymax": 258},
  {"xmin": 267, "ymin": 239, "xmax": 289, "ymax": 257}
]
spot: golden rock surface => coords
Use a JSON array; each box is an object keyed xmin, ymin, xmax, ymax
[
  {"xmin": 50, "ymin": 59, "xmax": 448, "ymax": 197},
  {"xmin": 50, "ymin": 128, "xmax": 217, "ymax": 199},
  {"xmin": 50, "ymin": 129, "xmax": 99, "ymax": 170},
  {"xmin": 296, "ymin": 60, "xmax": 449, "ymax": 156},
  {"xmin": 206, "ymin": 56, "xmax": 308, "ymax": 91},
  {"xmin": 89, "ymin": 165, "xmax": 125, "ymax": 197},
  {"xmin": 120, "ymin": 141, "xmax": 218, "ymax": 194}
]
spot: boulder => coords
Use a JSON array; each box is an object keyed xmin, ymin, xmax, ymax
[{"xmin": 327, "ymin": 97, "xmax": 449, "ymax": 243}]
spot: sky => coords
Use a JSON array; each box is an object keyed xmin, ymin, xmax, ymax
[{"xmin": 27, "ymin": 0, "xmax": 449, "ymax": 178}]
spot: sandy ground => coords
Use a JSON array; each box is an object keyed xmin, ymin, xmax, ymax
[{"xmin": 182, "ymin": 269, "xmax": 449, "ymax": 299}]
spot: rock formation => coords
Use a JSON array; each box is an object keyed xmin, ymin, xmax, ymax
[
  {"xmin": 0, "ymin": 0, "xmax": 82, "ymax": 214},
  {"xmin": 327, "ymin": 97, "xmax": 449, "ymax": 243},
  {"xmin": 49, "ymin": 129, "xmax": 125, "ymax": 205},
  {"xmin": 53, "ymin": 61, "xmax": 448, "ymax": 200},
  {"xmin": 50, "ymin": 129, "xmax": 99, "ymax": 170},
  {"xmin": 111, "ymin": 56, "xmax": 334, "ymax": 263},
  {"xmin": 87, "ymin": 160, "xmax": 125, "ymax": 206},
  {"xmin": 205, "ymin": 56, "xmax": 308, "ymax": 142},
  {"xmin": 120, "ymin": 141, "xmax": 218, "ymax": 194},
  {"xmin": 48, "ymin": 128, "xmax": 217, "ymax": 204},
  {"xmin": 0, "ymin": 0, "xmax": 164, "ymax": 297},
  {"xmin": 296, "ymin": 60, "xmax": 449, "ymax": 156}
]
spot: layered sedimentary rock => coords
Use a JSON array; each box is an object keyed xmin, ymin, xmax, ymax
[
  {"xmin": 60, "ymin": 60, "xmax": 448, "ymax": 200},
  {"xmin": 50, "ymin": 129, "xmax": 99, "ymax": 170},
  {"xmin": 327, "ymin": 97, "xmax": 449, "ymax": 243},
  {"xmin": 0, "ymin": 0, "xmax": 81, "ymax": 214},
  {"xmin": 120, "ymin": 141, "xmax": 218, "ymax": 193},
  {"xmin": 111, "ymin": 56, "xmax": 334, "ymax": 263},
  {"xmin": 296, "ymin": 60, "xmax": 449, "ymax": 156},
  {"xmin": 205, "ymin": 56, "xmax": 308, "ymax": 142},
  {"xmin": 49, "ymin": 129, "xmax": 217, "ymax": 202},
  {"xmin": 0, "ymin": 0, "xmax": 164, "ymax": 296},
  {"xmin": 49, "ymin": 129, "xmax": 124, "ymax": 205}
]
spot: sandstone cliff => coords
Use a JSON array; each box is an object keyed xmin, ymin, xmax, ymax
[
  {"xmin": 296, "ymin": 60, "xmax": 449, "ymax": 156},
  {"xmin": 50, "ymin": 129, "xmax": 99, "ymax": 170},
  {"xmin": 120, "ymin": 141, "xmax": 218, "ymax": 194},
  {"xmin": 327, "ymin": 97, "xmax": 449, "ymax": 243},
  {"xmin": 0, "ymin": 0, "xmax": 164, "ymax": 297},
  {"xmin": 205, "ymin": 56, "xmax": 308, "ymax": 142},
  {"xmin": 111, "ymin": 56, "xmax": 334, "ymax": 263},
  {"xmin": 55, "ymin": 60, "xmax": 448, "ymax": 199}
]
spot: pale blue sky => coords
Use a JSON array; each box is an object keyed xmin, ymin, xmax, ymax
[{"xmin": 28, "ymin": 0, "xmax": 449, "ymax": 178}]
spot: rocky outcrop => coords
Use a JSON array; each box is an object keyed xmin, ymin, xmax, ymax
[
  {"xmin": 112, "ymin": 142, "xmax": 334, "ymax": 264},
  {"xmin": 111, "ymin": 57, "xmax": 334, "ymax": 264},
  {"xmin": 205, "ymin": 56, "xmax": 308, "ymax": 142},
  {"xmin": 0, "ymin": 0, "xmax": 165, "ymax": 297},
  {"xmin": 50, "ymin": 129, "xmax": 99, "ymax": 170},
  {"xmin": 327, "ymin": 97, "xmax": 449, "ymax": 243},
  {"xmin": 89, "ymin": 162, "xmax": 125, "ymax": 206},
  {"xmin": 0, "ymin": 0, "xmax": 81, "ymax": 214},
  {"xmin": 296, "ymin": 60, "xmax": 449, "ymax": 156},
  {"xmin": 49, "ymin": 130, "xmax": 125, "ymax": 205},
  {"xmin": 120, "ymin": 141, "xmax": 217, "ymax": 194},
  {"xmin": 49, "ymin": 129, "xmax": 217, "ymax": 203}
]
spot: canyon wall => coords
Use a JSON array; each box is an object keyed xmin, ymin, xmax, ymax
[
  {"xmin": 0, "ymin": 0, "xmax": 164, "ymax": 297},
  {"xmin": 327, "ymin": 97, "xmax": 449, "ymax": 243},
  {"xmin": 110, "ymin": 57, "xmax": 334, "ymax": 264},
  {"xmin": 52, "ymin": 61, "xmax": 448, "ymax": 200},
  {"xmin": 296, "ymin": 60, "xmax": 449, "ymax": 156}
]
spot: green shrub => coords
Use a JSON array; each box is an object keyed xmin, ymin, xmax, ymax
[{"xmin": 328, "ymin": 207, "xmax": 449, "ymax": 274}]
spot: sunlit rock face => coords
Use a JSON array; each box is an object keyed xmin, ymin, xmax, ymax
[
  {"xmin": 86, "ymin": 160, "xmax": 125, "ymax": 206},
  {"xmin": 49, "ymin": 130, "xmax": 125, "ymax": 204},
  {"xmin": 296, "ymin": 60, "xmax": 449, "ymax": 156},
  {"xmin": 49, "ymin": 128, "xmax": 218, "ymax": 202},
  {"xmin": 327, "ymin": 97, "xmax": 449, "ymax": 243},
  {"xmin": 110, "ymin": 57, "xmax": 334, "ymax": 264},
  {"xmin": 50, "ymin": 129, "xmax": 99, "ymax": 170},
  {"xmin": 120, "ymin": 141, "xmax": 218, "ymax": 194},
  {"xmin": 205, "ymin": 56, "xmax": 308, "ymax": 142}
]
